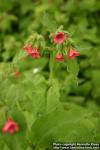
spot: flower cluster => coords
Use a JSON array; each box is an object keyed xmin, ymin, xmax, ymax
[
  {"xmin": 23, "ymin": 32, "xmax": 80, "ymax": 61},
  {"xmin": 54, "ymin": 32, "xmax": 80, "ymax": 61},
  {"xmin": 2, "ymin": 118, "xmax": 19, "ymax": 134},
  {"xmin": 23, "ymin": 31, "xmax": 80, "ymax": 62},
  {"xmin": 23, "ymin": 44, "xmax": 40, "ymax": 58}
]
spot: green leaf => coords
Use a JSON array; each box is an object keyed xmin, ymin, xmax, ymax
[
  {"xmin": 73, "ymin": 81, "xmax": 92, "ymax": 96},
  {"xmin": 30, "ymin": 103, "xmax": 98, "ymax": 150},
  {"xmin": 31, "ymin": 82, "xmax": 47, "ymax": 116},
  {"xmin": 13, "ymin": 49, "xmax": 28, "ymax": 64},
  {"xmin": 47, "ymin": 79, "xmax": 60, "ymax": 113},
  {"xmin": 0, "ymin": 140, "xmax": 5, "ymax": 150},
  {"xmin": 21, "ymin": 74, "xmax": 47, "ymax": 116},
  {"xmin": 0, "ymin": 107, "xmax": 7, "ymax": 150},
  {"xmin": 67, "ymin": 60, "xmax": 79, "ymax": 76},
  {"xmin": 42, "ymin": 12, "xmax": 57, "ymax": 32}
]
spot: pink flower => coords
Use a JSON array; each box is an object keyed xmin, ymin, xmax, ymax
[
  {"xmin": 23, "ymin": 44, "xmax": 33, "ymax": 54},
  {"xmin": 54, "ymin": 32, "xmax": 66, "ymax": 44},
  {"xmin": 30, "ymin": 48, "xmax": 41, "ymax": 58},
  {"xmin": 2, "ymin": 118, "xmax": 20, "ymax": 134},
  {"xmin": 23, "ymin": 44, "xmax": 40, "ymax": 58},
  {"xmin": 55, "ymin": 54, "xmax": 64, "ymax": 61},
  {"xmin": 67, "ymin": 49, "xmax": 80, "ymax": 59}
]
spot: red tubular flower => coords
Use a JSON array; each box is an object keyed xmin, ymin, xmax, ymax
[
  {"xmin": 31, "ymin": 48, "xmax": 41, "ymax": 58},
  {"xmin": 2, "ymin": 118, "xmax": 20, "ymax": 134},
  {"xmin": 67, "ymin": 49, "xmax": 80, "ymax": 59},
  {"xmin": 23, "ymin": 44, "xmax": 40, "ymax": 58},
  {"xmin": 23, "ymin": 44, "xmax": 33, "ymax": 54},
  {"xmin": 55, "ymin": 54, "xmax": 64, "ymax": 61},
  {"xmin": 54, "ymin": 32, "xmax": 66, "ymax": 44}
]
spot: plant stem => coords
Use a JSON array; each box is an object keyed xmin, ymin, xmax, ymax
[{"xmin": 49, "ymin": 51, "xmax": 54, "ymax": 85}]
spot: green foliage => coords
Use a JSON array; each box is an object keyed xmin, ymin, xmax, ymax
[
  {"xmin": 42, "ymin": 12, "xmax": 57, "ymax": 32},
  {"xmin": 30, "ymin": 103, "xmax": 100, "ymax": 150},
  {"xmin": 0, "ymin": 0, "xmax": 100, "ymax": 149},
  {"xmin": 67, "ymin": 59, "xmax": 79, "ymax": 76},
  {"xmin": 47, "ymin": 79, "xmax": 60, "ymax": 113}
]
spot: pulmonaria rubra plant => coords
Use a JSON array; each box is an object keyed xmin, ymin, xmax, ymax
[
  {"xmin": 1, "ymin": 26, "xmax": 81, "ymax": 150},
  {"xmin": 1, "ymin": 4, "xmax": 100, "ymax": 150}
]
